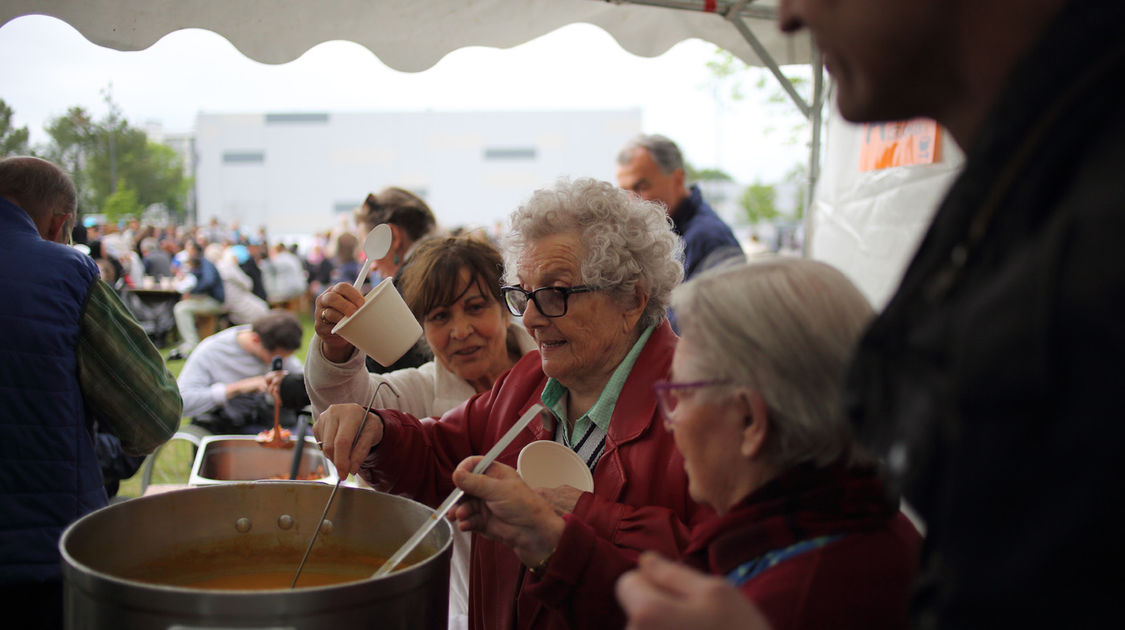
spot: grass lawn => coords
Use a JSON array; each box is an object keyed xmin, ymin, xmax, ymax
[{"xmin": 115, "ymin": 308, "xmax": 316, "ymax": 498}]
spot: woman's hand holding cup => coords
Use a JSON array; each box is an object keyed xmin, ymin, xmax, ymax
[{"xmin": 315, "ymin": 282, "xmax": 366, "ymax": 362}]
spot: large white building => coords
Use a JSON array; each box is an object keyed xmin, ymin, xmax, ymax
[{"xmin": 192, "ymin": 110, "xmax": 643, "ymax": 241}]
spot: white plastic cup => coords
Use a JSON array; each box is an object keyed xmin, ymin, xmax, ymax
[
  {"xmin": 517, "ymin": 440, "xmax": 594, "ymax": 492},
  {"xmin": 331, "ymin": 277, "xmax": 423, "ymax": 367}
]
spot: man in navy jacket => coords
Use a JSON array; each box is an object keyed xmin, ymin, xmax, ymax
[{"xmin": 0, "ymin": 156, "xmax": 181, "ymax": 628}]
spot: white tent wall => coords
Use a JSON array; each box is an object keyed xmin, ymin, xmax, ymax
[{"xmin": 809, "ymin": 106, "xmax": 964, "ymax": 310}]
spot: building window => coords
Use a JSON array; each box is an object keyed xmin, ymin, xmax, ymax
[
  {"xmin": 222, "ymin": 151, "xmax": 265, "ymax": 164},
  {"xmin": 266, "ymin": 113, "xmax": 330, "ymax": 124},
  {"xmin": 484, "ymin": 147, "xmax": 537, "ymax": 161}
]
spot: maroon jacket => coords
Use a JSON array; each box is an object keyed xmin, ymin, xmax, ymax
[
  {"xmin": 362, "ymin": 323, "xmax": 713, "ymax": 629},
  {"xmin": 683, "ymin": 464, "xmax": 921, "ymax": 630}
]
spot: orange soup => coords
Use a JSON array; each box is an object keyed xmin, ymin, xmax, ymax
[{"xmin": 124, "ymin": 540, "xmax": 416, "ymax": 590}]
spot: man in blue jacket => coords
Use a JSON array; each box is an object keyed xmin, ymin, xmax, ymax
[
  {"xmin": 616, "ymin": 134, "xmax": 744, "ymax": 282},
  {"xmin": 617, "ymin": 135, "xmax": 743, "ymax": 331},
  {"xmin": 0, "ymin": 156, "xmax": 181, "ymax": 628}
]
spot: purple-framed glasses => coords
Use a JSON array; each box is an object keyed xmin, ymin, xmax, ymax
[{"xmin": 653, "ymin": 379, "xmax": 743, "ymax": 424}]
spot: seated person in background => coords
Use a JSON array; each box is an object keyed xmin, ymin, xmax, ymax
[
  {"xmin": 179, "ymin": 309, "xmax": 303, "ymax": 435},
  {"xmin": 169, "ymin": 239, "xmax": 225, "ymax": 360},
  {"xmin": 263, "ymin": 242, "xmax": 308, "ymax": 305},
  {"xmin": 615, "ymin": 258, "xmax": 921, "ymax": 630},
  {"xmin": 140, "ymin": 236, "xmax": 172, "ymax": 280},
  {"xmin": 209, "ymin": 243, "xmax": 269, "ymax": 326},
  {"xmin": 330, "ymin": 232, "xmax": 361, "ymax": 287},
  {"xmin": 305, "ymin": 233, "xmax": 537, "ymax": 630}
]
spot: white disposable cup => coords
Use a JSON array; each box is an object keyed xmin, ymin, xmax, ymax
[
  {"xmin": 517, "ymin": 440, "xmax": 594, "ymax": 492},
  {"xmin": 331, "ymin": 277, "xmax": 423, "ymax": 367}
]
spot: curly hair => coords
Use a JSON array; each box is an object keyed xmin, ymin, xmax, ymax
[{"xmin": 503, "ymin": 178, "xmax": 683, "ymax": 328}]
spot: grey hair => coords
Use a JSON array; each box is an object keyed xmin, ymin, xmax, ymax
[
  {"xmin": 670, "ymin": 258, "xmax": 875, "ymax": 470},
  {"xmin": 0, "ymin": 155, "xmax": 77, "ymax": 222},
  {"xmin": 503, "ymin": 177, "xmax": 684, "ymax": 329},
  {"xmin": 616, "ymin": 134, "xmax": 684, "ymax": 175}
]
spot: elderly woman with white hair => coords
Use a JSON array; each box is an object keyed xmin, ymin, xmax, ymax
[
  {"xmin": 315, "ymin": 178, "xmax": 710, "ymax": 630},
  {"xmin": 615, "ymin": 258, "xmax": 921, "ymax": 630}
]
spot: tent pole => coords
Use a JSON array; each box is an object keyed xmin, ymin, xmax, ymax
[{"xmin": 724, "ymin": 14, "xmax": 811, "ymax": 118}]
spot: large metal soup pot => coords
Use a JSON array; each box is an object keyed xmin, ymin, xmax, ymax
[{"xmin": 60, "ymin": 482, "xmax": 452, "ymax": 629}]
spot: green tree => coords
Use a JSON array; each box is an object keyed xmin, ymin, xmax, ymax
[
  {"xmin": 0, "ymin": 99, "xmax": 30, "ymax": 156},
  {"xmin": 739, "ymin": 181, "xmax": 780, "ymax": 225},
  {"xmin": 703, "ymin": 50, "xmax": 819, "ymax": 203},
  {"xmin": 40, "ymin": 88, "xmax": 188, "ymax": 221},
  {"xmin": 102, "ymin": 178, "xmax": 142, "ymax": 222},
  {"xmin": 43, "ymin": 106, "xmax": 98, "ymax": 210},
  {"xmin": 703, "ymin": 49, "xmax": 812, "ymax": 148},
  {"xmin": 687, "ymin": 164, "xmax": 734, "ymax": 183}
]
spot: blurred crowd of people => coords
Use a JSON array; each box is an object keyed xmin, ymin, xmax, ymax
[{"xmin": 68, "ymin": 214, "xmax": 410, "ymax": 353}]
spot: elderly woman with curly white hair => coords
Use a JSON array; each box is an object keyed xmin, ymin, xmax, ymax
[{"xmin": 315, "ymin": 177, "xmax": 711, "ymax": 630}]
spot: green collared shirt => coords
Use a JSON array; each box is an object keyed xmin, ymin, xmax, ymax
[
  {"xmin": 540, "ymin": 325, "xmax": 655, "ymax": 443},
  {"xmin": 76, "ymin": 279, "xmax": 183, "ymax": 455}
]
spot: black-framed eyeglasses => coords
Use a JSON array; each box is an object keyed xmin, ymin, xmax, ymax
[
  {"xmin": 500, "ymin": 285, "xmax": 599, "ymax": 318},
  {"xmin": 653, "ymin": 379, "xmax": 745, "ymax": 425}
]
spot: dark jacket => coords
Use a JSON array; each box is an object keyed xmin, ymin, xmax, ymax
[
  {"xmin": 671, "ymin": 184, "xmax": 744, "ymax": 281},
  {"xmin": 189, "ymin": 256, "xmax": 225, "ymax": 303},
  {"xmin": 846, "ymin": 2, "xmax": 1125, "ymax": 628},
  {"xmin": 0, "ymin": 201, "xmax": 107, "ymax": 585},
  {"xmin": 683, "ymin": 464, "xmax": 920, "ymax": 630}
]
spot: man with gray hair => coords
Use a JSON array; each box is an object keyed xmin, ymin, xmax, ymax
[
  {"xmin": 616, "ymin": 134, "xmax": 743, "ymax": 284},
  {"xmin": 0, "ymin": 156, "xmax": 181, "ymax": 627}
]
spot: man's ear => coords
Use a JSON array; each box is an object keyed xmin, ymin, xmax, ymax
[
  {"xmin": 740, "ymin": 391, "xmax": 770, "ymax": 459},
  {"xmin": 45, "ymin": 212, "xmax": 72, "ymax": 243}
]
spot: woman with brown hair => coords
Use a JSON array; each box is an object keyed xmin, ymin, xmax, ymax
[{"xmin": 305, "ymin": 232, "xmax": 535, "ymax": 630}]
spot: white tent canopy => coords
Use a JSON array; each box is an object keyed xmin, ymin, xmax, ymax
[{"xmin": 0, "ymin": 0, "xmax": 811, "ymax": 73}]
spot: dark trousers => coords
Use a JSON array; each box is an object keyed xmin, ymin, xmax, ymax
[{"xmin": 2, "ymin": 580, "xmax": 63, "ymax": 629}]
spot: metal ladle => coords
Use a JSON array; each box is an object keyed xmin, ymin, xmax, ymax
[{"xmin": 290, "ymin": 382, "xmax": 397, "ymax": 588}]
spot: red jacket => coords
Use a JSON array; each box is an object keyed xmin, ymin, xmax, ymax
[
  {"xmin": 683, "ymin": 464, "xmax": 921, "ymax": 630},
  {"xmin": 362, "ymin": 322, "xmax": 712, "ymax": 630}
]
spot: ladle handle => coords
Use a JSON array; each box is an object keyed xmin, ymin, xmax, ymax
[
  {"xmin": 353, "ymin": 259, "xmax": 373, "ymax": 289},
  {"xmin": 290, "ymin": 387, "xmax": 381, "ymax": 589},
  {"xmin": 373, "ymin": 403, "xmax": 546, "ymax": 577}
]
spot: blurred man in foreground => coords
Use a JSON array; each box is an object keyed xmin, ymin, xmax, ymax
[{"xmin": 0, "ymin": 156, "xmax": 181, "ymax": 628}]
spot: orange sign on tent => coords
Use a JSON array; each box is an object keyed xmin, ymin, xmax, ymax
[{"xmin": 859, "ymin": 118, "xmax": 941, "ymax": 171}]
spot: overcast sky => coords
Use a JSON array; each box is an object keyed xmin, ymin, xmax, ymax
[{"xmin": 0, "ymin": 14, "xmax": 811, "ymax": 187}]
